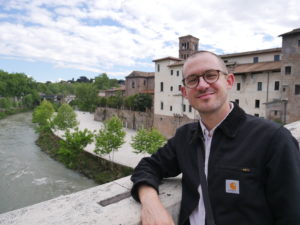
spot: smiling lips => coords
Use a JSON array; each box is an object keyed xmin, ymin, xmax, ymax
[{"xmin": 196, "ymin": 90, "xmax": 216, "ymax": 99}]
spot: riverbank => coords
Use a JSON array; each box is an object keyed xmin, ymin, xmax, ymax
[
  {"xmin": 36, "ymin": 130, "xmax": 133, "ymax": 184},
  {"xmin": 0, "ymin": 108, "xmax": 32, "ymax": 120}
]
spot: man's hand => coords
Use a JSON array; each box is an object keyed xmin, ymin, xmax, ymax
[{"xmin": 139, "ymin": 185, "xmax": 175, "ymax": 225}]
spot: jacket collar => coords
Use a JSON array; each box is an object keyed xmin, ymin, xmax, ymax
[
  {"xmin": 189, "ymin": 102, "xmax": 246, "ymax": 142},
  {"xmin": 217, "ymin": 102, "xmax": 246, "ymax": 138}
]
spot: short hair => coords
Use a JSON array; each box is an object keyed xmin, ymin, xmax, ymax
[{"xmin": 182, "ymin": 50, "xmax": 228, "ymax": 76}]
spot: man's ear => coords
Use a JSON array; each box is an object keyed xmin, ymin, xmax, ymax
[
  {"xmin": 181, "ymin": 86, "xmax": 187, "ymax": 98},
  {"xmin": 226, "ymin": 73, "xmax": 235, "ymax": 89}
]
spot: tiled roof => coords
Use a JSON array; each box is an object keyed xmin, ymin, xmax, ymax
[
  {"xmin": 221, "ymin": 48, "xmax": 281, "ymax": 58},
  {"xmin": 126, "ymin": 71, "xmax": 154, "ymax": 78},
  {"xmin": 152, "ymin": 56, "xmax": 183, "ymax": 62},
  {"xmin": 279, "ymin": 28, "xmax": 300, "ymax": 37},
  {"xmin": 105, "ymin": 86, "xmax": 125, "ymax": 92},
  {"xmin": 233, "ymin": 61, "xmax": 281, "ymax": 74},
  {"xmin": 168, "ymin": 61, "xmax": 185, "ymax": 67},
  {"xmin": 179, "ymin": 35, "xmax": 199, "ymax": 40}
]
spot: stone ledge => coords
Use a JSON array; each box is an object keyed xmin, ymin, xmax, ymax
[{"xmin": 0, "ymin": 176, "xmax": 182, "ymax": 225}]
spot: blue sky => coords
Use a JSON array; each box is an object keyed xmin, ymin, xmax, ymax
[{"xmin": 0, "ymin": 0, "xmax": 299, "ymax": 82}]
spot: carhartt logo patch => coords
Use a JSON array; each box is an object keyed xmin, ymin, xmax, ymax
[{"xmin": 226, "ymin": 180, "xmax": 240, "ymax": 194}]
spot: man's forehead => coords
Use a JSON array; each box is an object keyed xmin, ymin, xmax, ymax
[{"xmin": 183, "ymin": 53, "xmax": 221, "ymax": 75}]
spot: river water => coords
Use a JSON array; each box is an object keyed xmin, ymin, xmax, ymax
[{"xmin": 0, "ymin": 112, "xmax": 96, "ymax": 214}]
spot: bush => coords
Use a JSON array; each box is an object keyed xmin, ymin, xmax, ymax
[
  {"xmin": 53, "ymin": 103, "xmax": 78, "ymax": 130},
  {"xmin": 131, "ymin": 128, "xmax": 166, "ymax": 154},
  {"xmin": 58, "ymin": 128, "xmax": 94, "ymax": 168},
  {"xmin": 94, "ymin": 116, "xmax": 125, "ymax": 161},
  {"xmin": 32, "ymin": 100, "xmax": 55, "ymax": 131}
]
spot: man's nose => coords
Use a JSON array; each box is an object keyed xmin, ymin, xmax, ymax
[{"xmin": 196, "ymin": 76, "xmax": 210, "ymax": 89}]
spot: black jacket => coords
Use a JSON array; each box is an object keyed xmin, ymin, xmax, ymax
[{"xmin": 131, "ymin": 104, "xmax": 300, "ymax": 225}]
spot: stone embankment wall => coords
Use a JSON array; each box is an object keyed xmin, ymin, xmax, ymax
[{"xmin": 94, "ymin": 107, "xmax": 153, "ymax": 130}]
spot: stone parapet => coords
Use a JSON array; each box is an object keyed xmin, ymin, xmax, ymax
[{"xmin": 0, "ymin": 176, "xmax": 182, "ymax": 225}]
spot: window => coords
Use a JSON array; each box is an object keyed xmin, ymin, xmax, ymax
[
  {"xmin": 295, "ymin": 85, "xmax": 300, "ymax": 95},
  {"xmin": 160, "ymin": 101, "xmax": 164, "ymax": 110},
  {"xmin": 253, "ymin": 57, "xmax": 259, "ymax": 63},
  {"xmin": 157, "ymin": 64, "xmax": 160, "ymax": 72},
  {"xmin": 144, "ymin": 80, "xmax": 146, "ymax": 86},
  {"xmin": 160, "ymin": 82, "xmax": 164, "ymax": 92},
  {"xmin": 171, "ymin": 70, "xmax": 173, "ymax": 75},
  {"xmin": 254, "ymin": 113, "xmax": 259, "ymax": 117},
  {"xmin": 178, "ymin": 85, "xmax": 182, "ymax": 91},
  {"xmin": 237, "ymin": 83, "xmax": 241, "ymax": 91},
  {"xmin": 176, "ymin": 71, "xmax": 180, "ymax": 76},
  {"xmin": 285, "ymin": 66, "xmax": 291, "ymax": 75},
  {"xmin": 255, "ymin": 100, "xmax": 260, "ymax": 108},
  {"xmin": 298, "ymin": 40, "xmax": 300, "ymax": 46},
  {"xmin": 183, "ymin": 104, "xmax": 186, "ymax": 112},
  {"xmin": 170, "ymin": 86, "xmax": 173, "ymax": 91},
  {"xmin": 235, "ymin": 99, "xmax": 239, "ymax": 105},
  {"xmin": 189, "ymin": 105, "xmax": 192, "ymax": 112},
  {"xmin": 257, "ymin": 82, "xmax": 262, "ymax": 91},
  {"xmin": 274, "ymin": 81, "xmax": 280, "ymax": 91},
  {"xmin": 170, "ymin": 106, "xmax": 173, "ymax": 111},
  {"xmin": 274, "ymin": 110, "xmax": 278, "ymax": 116},
  {"xmin": 274, "ymin": 55, "xmax": 280, "ymax": 61},
  {"xmin": 132, "ymin": 81, "xmax": 135, "ymax": 88}
]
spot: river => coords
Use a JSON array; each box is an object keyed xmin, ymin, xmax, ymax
[{"xmin": 0, "ymin": 112, "xmax": 96, "ymax": 214}]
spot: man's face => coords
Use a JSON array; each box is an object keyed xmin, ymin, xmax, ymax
[{"xmin": 181, "ymin": 53, "xmax": 234, "ymax": 115}]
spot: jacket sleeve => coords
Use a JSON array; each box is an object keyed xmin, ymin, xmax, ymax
[
  {"xmin": 265, "ymin": 126, "xmax": 300, "ymax": 224},
  {"xmin": 130, "ymin": 133, "xmax": 182, "ymax": 202}
]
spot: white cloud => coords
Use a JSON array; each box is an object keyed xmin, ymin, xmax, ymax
[{"xmin": 0, "ymin": 0, "xmax": 299, "ymax": 80}]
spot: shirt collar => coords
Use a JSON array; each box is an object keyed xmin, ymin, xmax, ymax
[{"xmin": 199, "ymin": 102, "xmax": 234, "ymax": 137}]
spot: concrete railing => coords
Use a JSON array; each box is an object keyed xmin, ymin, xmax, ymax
[{"xmin": 0, "ymin": 176, "xmax": 182, "ymax": 225}]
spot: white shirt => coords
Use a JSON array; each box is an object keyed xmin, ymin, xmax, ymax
[{"xmin": 189, "ymin": 103, "xmax": 234, "ymax": 225}]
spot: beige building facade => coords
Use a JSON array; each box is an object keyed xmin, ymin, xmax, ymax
[
  {"xmin": 153, "ymin": 28, "xmax": 300, "ymax": 137},
  {"xmin": 125, "ymin": 71, "xmax": 154, "ymax": 96}
]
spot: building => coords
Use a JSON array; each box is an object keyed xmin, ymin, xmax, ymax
[
  {"xmin": 222, "ymin": 48, "xmax": 282, "ymax": 119},
  {"xmin": 179, "ymin": 35, "xmax": 199, "ymax": 59},
  {"xmin": 125, "ymin": 71, "xmax": 155, "ymax": 96},
  {"xmin": 153, "ymin": 28, "xmax": 300, "ymax": 137}
]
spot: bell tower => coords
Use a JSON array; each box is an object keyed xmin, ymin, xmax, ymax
[{"xmin": 179, "ymin": 35, "xmax": 199, "ymax": 59}]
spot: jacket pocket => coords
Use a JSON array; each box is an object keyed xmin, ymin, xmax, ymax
[{"xmin": 213, "ymin": 165, "xmax": 260, "ymax": 199}]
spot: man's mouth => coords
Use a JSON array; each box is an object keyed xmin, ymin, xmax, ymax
[{"xmin": 196, "ymin": 91, "xmax": 215, "ymax": 99}]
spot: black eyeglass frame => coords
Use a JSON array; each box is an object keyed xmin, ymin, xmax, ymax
[{"xmin": 182, "ymin": 69, "xmax": 228, "ymax": 88}]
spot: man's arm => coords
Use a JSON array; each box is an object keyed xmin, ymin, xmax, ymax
[
  {"xmin": 265, "ymin": 127, "xmax": 300, "ymax": 224},
  {"xmin": 138, "ymin": 185, "xmax": 175, "ymax": 225},
  {"xmin": 131, "ymin": 132, "xmax": 182, "ymax": 224}
]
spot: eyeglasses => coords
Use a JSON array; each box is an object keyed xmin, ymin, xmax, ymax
[{"xmin": 182, "ymin": 70, "xmax": 227, "ymax": 88}]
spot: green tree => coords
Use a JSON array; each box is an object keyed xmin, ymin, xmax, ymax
[
  {"xmin": 0, "ymin": 97, "xmax": 13, "ymax": 109},
  {"xmin": 133, "ymin": 93, "xmax": 152, "ymax": 111},
  {"xmin": 107, "ymin": 95, "xmax": 123, "ymax": 109},
  {"xmin": 124, "ymin": 95, "xmax": 135, "ymax": 110},
  {"xmin": 58, "ymin": 128, "xmax": 94, "ymax": 168},
  {"xmin": 94, "ymin": 73, "xmax": 119, "ymax": 90},
  {"xmin": 74, "ymin": 83, "xmax": 98, "ymax": 111},
  {"xmin": 94, "ymin": 116, "xmax": 125, "ymax": 161},
  {"xmin": 53, "ymin": 103, "xmax": 78, "ymax": 130},
  {"xmin": 97, "ymin": 97, "xmax": 107, "ymax": 107},
  {"xmin": 131, "ymin": 128, "xmax": 166, "ymax": 154},
  {"xmin": 32, "ymin": 100, "xmax": 55, "ymax": 131}
]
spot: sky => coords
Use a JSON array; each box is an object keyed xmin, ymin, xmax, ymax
[{"xmin": 0, "ymin": 0, "xmax": 299, "ymax": 83}]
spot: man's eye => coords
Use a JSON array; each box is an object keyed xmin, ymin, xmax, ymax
[
  {"xmin": 205, "ymin": 74, "xmax": 217, "ymax": 79},
  {"xmin": 187, "ymin": 76, "xmax": 198, "ymax": 83}
]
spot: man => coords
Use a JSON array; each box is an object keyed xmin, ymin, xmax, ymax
[{"xmin": 131, "ymin": 51, "xmax": 300, "ymax": 225}]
